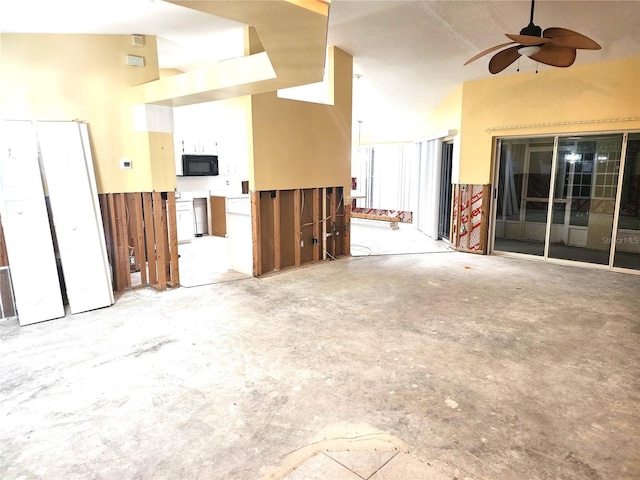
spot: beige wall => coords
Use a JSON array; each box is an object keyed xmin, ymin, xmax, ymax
[
  {"xmin": 422, "ymin": 84, "xmax": 463, "ymax": 137},
  {"xmin": 458, "ymin": 57, "xmax": 640, "ymax": 185},
  {"xmin": 0, "ymin": 33, "xmax": 163, "ymax": 193},
  {"xmin": 250, "ymin": 46, "xmax": 353, "ymax": 192}
]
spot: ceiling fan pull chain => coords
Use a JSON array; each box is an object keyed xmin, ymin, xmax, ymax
[{"xmin": 536, "ymin": 62, "xmax": 539, "ymax": 74}]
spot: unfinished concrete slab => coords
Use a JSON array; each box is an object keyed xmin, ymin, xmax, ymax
[{"xmin": 1, "ymin": 252, "xmax": 639, "ymax": 479}]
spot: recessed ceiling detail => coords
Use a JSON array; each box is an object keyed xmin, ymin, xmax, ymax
[{"xmin": 132, "ymin": 0, "xmax": 330, "ymax": 107}]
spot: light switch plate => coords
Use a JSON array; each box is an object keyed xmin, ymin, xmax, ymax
[{"xmin": 121, "ymin": 159, "xmax": 132, "ymax": 169}]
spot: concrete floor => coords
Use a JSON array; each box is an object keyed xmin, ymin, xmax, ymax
[{"xmin": 1, "ymin": 252, "xmax": 639, "ymax": 479}]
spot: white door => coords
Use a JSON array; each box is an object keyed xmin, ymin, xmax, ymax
[
  {"xmin": 36, "ymin": 121, "xmax": 114, "ymax": 314},
  {"xmin": 0, "ymin": 121, "xmax": 65, "ymax": 325}
]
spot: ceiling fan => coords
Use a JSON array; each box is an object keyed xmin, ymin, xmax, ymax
[{"xmin": 465, "ymin": 0, "xmax": 601, "ymax": 74}]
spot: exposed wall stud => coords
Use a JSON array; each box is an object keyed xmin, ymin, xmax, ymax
[
  {"xmin": 273, "ymin": 191, "xmax": 281, "ymax": 271},
  {"xmin": 167, "ymin": 192, "xmax": 180, "ymax": 287},
  {"xmin": 133, "ymin": 193, "xmax": 148, "ymax": 285},
  {"xmin": 142, "ymin": 192, "xmax": 158, "ymax": 287},
  {"xmin": 152, "ymin": 192, "xmax": 166, "ymax": 291},
  {"xmin": 251, "ymin": 191, "xmax": 262, "ymax": 276},
  {"xmin": 313, "ymin": 188, "xmax": 320, "ymax": 262},
  {"xmin": 293, "ymin": 189, "xmax": 301, "ymax": 267}
]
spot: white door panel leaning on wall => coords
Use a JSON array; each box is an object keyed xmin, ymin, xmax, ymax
[
  {"xmin": 0, "ymin": 121, "xmax": 65, "ymax": 325},
  {"xmin": 36, "ymin": 121, "xmax": 114, "ymax": 315}
]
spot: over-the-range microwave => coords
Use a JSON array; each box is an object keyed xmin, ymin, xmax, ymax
[{"xmin": 181, "ymin": 154, "xmax": 219, "ymax": 176}]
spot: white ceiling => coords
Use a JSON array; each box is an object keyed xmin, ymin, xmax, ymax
[{"xmin": 1, "ymin": 0, "xmax": 639, "ymax": 143}]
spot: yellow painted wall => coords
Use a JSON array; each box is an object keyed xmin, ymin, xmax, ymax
[
  {"xmin": 422, "ymin": 84, "xmax": 463, "ymax": 137},
  {"xmin": 148, "ymin": 132, "xmax": 176, "ymax": 191},
  {"xmin": 0, "ymin": 33, "xmax": 162, "ymax": 193},
  {"xmin": 250, "ymin": 46, "xmax": 352, "ymax": 192},
  {"xmin": 458, "ymin": 57, "xmax": 640, "ymax": 185}
]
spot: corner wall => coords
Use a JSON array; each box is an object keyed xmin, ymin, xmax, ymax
[{"xmin": 250, "ymin": 46, "xmax": 353, "ymax": 193}]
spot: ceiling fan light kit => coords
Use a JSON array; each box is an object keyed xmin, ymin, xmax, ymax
[
  {"xmin": 518, "ymin": 45, "xmax": 541, "ymax": 58},
  {"xmin": 465, "ymin": 0, "xmax": 601, "ymax": 74}
]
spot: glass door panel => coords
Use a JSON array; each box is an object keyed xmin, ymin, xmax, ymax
[
  {"xmin": 494, "ymin": 138, "xmax": 554, "ymax": 256},
  {"xmin": 613, "ymin": 133, "xmax": 640, "ymax": 270},
  {"xmin": 548, "ymin": 134, "xmax": 623, "ymax": 265}
]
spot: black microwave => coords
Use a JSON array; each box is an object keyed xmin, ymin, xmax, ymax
[{"xmin": 181, "ymin": 154, "xmax": 219, "ymax": 176}]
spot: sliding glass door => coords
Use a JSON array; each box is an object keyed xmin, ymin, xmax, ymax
[
  {"xmin": 547, "ymin": 134, "xmax": 622, "ymax": 264},
  {"xmin": 493, "ymin": 132, "xmax": 640, "ymax": 272},
  {"xmin": 494, "ymin": 137, "xmax": 554, "ymax": 256},
  {"xmin": 613, "ymin": 133, "xmax": 640, "ymax": 270}
]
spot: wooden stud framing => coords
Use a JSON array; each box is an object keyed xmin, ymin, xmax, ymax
[
  {"xmin": 167, "ymin": 192, "xmax": 180, "ymax": 287},
  {"xmin": 251, "ymin": 191, "xmax": 262, "ymax": 276},
  {"xmin": 125, "ymin": 194, "xmax": 140, "ymax": 272},
  {"xmin": 343, "ymin": 203, "xmax": 351, "ymax": 257},
  {"xmin": 161, "ymin": 195, "xmax": 170, "ymax": 282},
  {"xmin": 152, "ymin": 192, "xmax": 167, "ymax": 291},
  {"xmin": 142, "ymin": 192, "xmax": 157, "ymax": 287},
  {"xmin": 107, "ymin": 193, "xmax": 129, "ymax": 291},
  {"xmin": 273, "ymin": 191, "xmax": 281, "ymax": 271},
  {"xmin": 132, "ymin": 193, "xmax": 148, "ymax": 285},
  {"xmin": 329, "ymin": 187, "xmax": 337, "ymax": 258},
  {"xmin": 98, "ymin": 195, "xmax": 113, "ymax": 281},
  {"xmin": 293, "ymin": 189, "xmax": 301, "ymax": 266},
  {"xmin": 96, "ymin": 191, "xmax": 180, "ymax": 292},
  {"xmin": 106, "ymin": 194, "xmax": 118, "ymax": 289},
  {"xmin": 117, "ymin": 194, "xmax": 131, "ymax": 289},
  {"xmin": 313, "ymin": 188, "xmax": 320, "ymax": 262},
  {"xmin": 247, "ymin": 186, "xmax": 354, "ymax": 277}
]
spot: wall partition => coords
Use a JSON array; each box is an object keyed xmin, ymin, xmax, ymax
[{"xmin": 493, "ymin": 132, "xmax": 640, "ymax": 273}]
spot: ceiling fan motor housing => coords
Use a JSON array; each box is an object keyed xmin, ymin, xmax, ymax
[{"xmin": 520, "ymin": 22, "xmax": 542, "ymax": 39}]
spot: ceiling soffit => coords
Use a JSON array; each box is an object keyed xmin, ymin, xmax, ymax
[{"xmin": 133, "ymin": 0, "xmax": 330, "ymax": 106}]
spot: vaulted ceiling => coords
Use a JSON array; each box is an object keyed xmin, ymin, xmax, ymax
[{"xmin": 1, "ymin": 0, "xmax": 639, "ymax": 143}]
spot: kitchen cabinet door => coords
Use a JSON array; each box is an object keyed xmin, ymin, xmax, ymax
[
  {"xmin": 37, "ymin": 121, "xmax": 114, "ymax": 314},
  {"xmin": 0, "ymin": 121, "xmax": 65, "ymax": 325}
]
